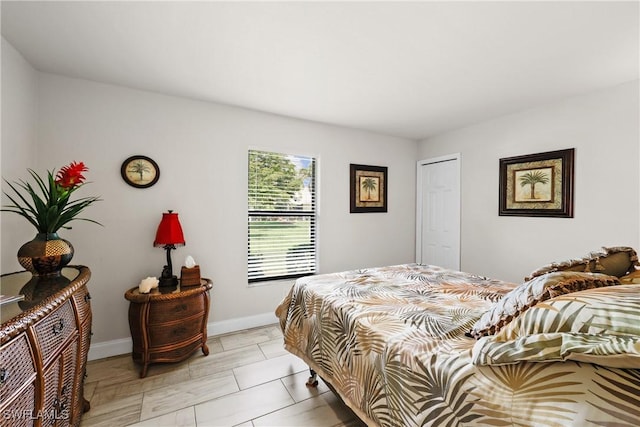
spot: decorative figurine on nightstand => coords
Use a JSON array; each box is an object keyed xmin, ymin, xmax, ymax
[
  {"xmin": 138, "ymin": 277, "xmax": 159, "ymax": 294},
  {"xmin": 153, "ymin": 210, "xmax": 185, "ymax": 287}
]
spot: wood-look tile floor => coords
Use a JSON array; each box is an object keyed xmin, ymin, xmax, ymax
[{"xmin": 80, "ymin": 324, "xmax": 366, "ymax": 427}]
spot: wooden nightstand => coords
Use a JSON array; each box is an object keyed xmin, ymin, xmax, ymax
[{"xmin": 124, "ymin": 279, "xmax": 212, "ymax": 378}]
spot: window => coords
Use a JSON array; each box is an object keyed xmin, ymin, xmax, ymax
[{"xmin": 248, "ymin": 150, "xmax": 316, "ymax": 282}]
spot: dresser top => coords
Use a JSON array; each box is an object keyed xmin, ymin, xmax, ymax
[{"xmin": 1, "ymin": 266, "xmax": 90, "ymax": 327}]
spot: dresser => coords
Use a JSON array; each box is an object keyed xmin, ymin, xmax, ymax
[
  {"xmin": 1, "ymin": 266, "xmax": 92, "ymax": 427},
  {"xmin": 124, "ymin": 279, "xmax": 212, "ymax": 378}
]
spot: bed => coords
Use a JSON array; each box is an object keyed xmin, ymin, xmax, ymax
[{"xmin": 275, "ymin": 247, "xmax": 640, "ymax": 426}]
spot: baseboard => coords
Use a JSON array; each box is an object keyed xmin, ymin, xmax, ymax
[
  {"xmin": 87, "ymin": 311, "xmax": 279, "ymax": 361},
  {"xmin": 88, "ymin": 337, "xmax": 132, "ymax": 361},
  {"xmin": 207, "ymin": 311, "xmax": 279, "ymax": 337}
]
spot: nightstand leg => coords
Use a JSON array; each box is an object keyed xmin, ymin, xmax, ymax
[
  {"xmin": 140, "ymin": 364, "xmax": 148, "ymax": 378},
  {"xmin": 202, "ymin": 342, "xmax": 209, "ymax": 356}
]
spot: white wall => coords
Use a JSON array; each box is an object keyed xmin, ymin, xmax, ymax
[
  {"xmin": 1, "ymin": 38, "xmax": 39, "ymax": 270},
  {"xmin": 418, "ymin": 80, "xmax": 640, "ymax": 283},
  {"xmin": 1, "ymin": 62, "xmax": 417, "ymax": 358}
]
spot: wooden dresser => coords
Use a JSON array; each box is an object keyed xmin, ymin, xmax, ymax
[
  {"xmin": 124, "ymin": 279, "xmax": 212, "ymax": 378},
  {"xmin": 1, "ymin": 266, "xmax": 92, "ymax": 427}
]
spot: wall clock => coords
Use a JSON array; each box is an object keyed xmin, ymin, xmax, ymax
[{"xmin": 121, "ymin": 155, "xmax": 160, "ymax": 188}]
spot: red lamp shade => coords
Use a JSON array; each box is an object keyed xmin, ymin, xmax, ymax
[{"xmin": 154, "ymin": 211, "xmax": 185, "ymax": 247}]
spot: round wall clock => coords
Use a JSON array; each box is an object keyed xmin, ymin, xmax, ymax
[{"xmin": 121, "ymin": 155, "xmax": 160, "ymax": 188}]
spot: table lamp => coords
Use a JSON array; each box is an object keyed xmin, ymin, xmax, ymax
[{"xmin": 154, "ymin": 210, "xmax": 185, "ymax": 286}]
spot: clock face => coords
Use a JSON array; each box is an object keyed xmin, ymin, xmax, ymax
[{"xmin": 121, "ymin": 156, "xmax": 160, "ymax": 188}]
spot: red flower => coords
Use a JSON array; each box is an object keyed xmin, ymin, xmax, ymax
[{"xmin": 55, "ymin": 161, "xmax": 88, "ymax": 189}]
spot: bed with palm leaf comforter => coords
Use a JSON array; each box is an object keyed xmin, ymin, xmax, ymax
[{"xmin": 275, "ymin": 250, "xmax": 640, "ymax": 427}]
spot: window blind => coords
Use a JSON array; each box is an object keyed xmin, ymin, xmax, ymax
[{"xmin": 248, "ymin": 150, "xmax": 316, "ymax": 282}]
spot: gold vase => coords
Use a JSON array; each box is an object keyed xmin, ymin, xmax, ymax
[{"xmin": 17, "ymin": 232, "xmax": 74, "ymax": 276}]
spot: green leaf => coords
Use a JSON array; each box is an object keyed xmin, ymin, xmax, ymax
[{"xmin": 2, "ymin": 166, "xmax": 102, "ymax": 233}]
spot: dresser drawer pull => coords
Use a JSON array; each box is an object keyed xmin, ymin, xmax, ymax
[
  {"xmin": 173, "ymin": 304, "xmax": 188, "ymax": 312},
  {"xmin": 53, "ymin": 396, "xmax": 68, "ymax": 411},
  {"xmin": 0, "ymin": 368, "xmax": 8, "ymax": 384},
  {"xmin": 54, "ymin": 391, "xmax": 69, "ymax": 410},
  {"xmin": 52, "ymin": 318, "xmax": 65, "ymax": 335}
]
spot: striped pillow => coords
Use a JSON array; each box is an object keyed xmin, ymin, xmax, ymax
[
  {"xmin": 471, "ymin": 284, "xmax": 640, "ymax": 368},
  {"xmin": 468, "ymin": 271, "xmax": 620, "ymax": 339}
]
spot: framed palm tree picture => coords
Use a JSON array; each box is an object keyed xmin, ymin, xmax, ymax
[
  {"xmin": 499, "ymin": 148, "xmax": 574, "ymax": 217},
  {"xmin": 350, "ymin": 164, "xmax": 387, "ymax": 213}
]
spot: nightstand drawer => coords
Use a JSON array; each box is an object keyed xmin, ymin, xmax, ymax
[
  {"xmin": 148, "ymin": 294, "xmax": 205, "ymax": 324},
  {"xmin": 147, "ymin": 319, "xmax": 203, "ymax": 347},
  {"xmin": 32, "ymin": 300, "xmax": 77, "ymax": 362}
]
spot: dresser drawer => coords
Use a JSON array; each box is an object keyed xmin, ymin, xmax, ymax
[
  {"xmin": 0, "ymin": 382, "xmax": 35, "ymax": 427},
  {"xmin": 0, "ymin": 333, "xmax": 35, "ymax": 404},
  {"xmin": 147, "ymin": 319, "xmax": 204, "ymax": 347},
  {"xmin": 54, "ymin": 343, "xmax": 77, "ymax": 427},
  {"xmin": 71, "ymin": 284, "xmax": 92, "ymax": 326},
  {"xmin": 148, "ymin": 294, "xmax": 205, "ymax": 324},
  {"xmin": 41, "ymin": 355, "xmax": 61, "ymax": 427},
  {"xmin": 32, "ymin": 300, "xmax": 77, "ymax": 361}
]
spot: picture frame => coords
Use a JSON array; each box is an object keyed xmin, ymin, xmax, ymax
[
  {"xmin": 499, "ymin": 148, "xmax": 574, "ymax": 218},
  {"xmin": 350, "ymin": 164, "xmax": 387, "ymax": 213},
  {"xmin": 121, "ymin": 155, "xmax": 160, "ymax": 188}
]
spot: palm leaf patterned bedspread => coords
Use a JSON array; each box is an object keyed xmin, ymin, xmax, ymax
[{"xmin": 275, "ymin": 264, "xmax": 640, "ymax": 427}]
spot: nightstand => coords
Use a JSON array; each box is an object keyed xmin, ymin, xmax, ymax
[{"xmin": 124, "ymin": 279, "xmax": 213, "ymax": 378}]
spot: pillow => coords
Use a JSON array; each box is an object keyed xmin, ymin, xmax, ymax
[
  {"xmin": 467, "ymin": 271, "xmax": 620, "ymax": 339},
  {"xmin": 471, "ymin": 284, "xmax": 640, "ymax": 368},
  {"xmin": 471, "ymin": 332, "xmax": 640, "ymax": 368},
  {"xmin": 525, "ymin": 246, "xmax": 639, "ymax": 281},
  {"xmin": 493, "ymin": 283, "xmax": 640, "ymax": 339}
]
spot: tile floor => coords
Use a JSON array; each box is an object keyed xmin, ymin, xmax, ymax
[{"xmin": 80, "ymin": 324, "xmax": 366, "ymax": 427}]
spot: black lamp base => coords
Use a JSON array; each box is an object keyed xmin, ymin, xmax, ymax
[
  {"xmin": 158, "ymin": 275, "xmax": 178, "ymax": 287},
  {"xmin": 159, "ymin": 262, "xmax": 178, "ymax": 287}
]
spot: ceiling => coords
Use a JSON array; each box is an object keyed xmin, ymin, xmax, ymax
[{"xmin": 2, "ymin": 1, "xmax": 638, "ymax": 140}]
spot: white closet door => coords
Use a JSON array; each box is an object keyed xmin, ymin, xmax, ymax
[{"xmin": 416, "ymin": 154, "xmax": 460, "ymax": 270}]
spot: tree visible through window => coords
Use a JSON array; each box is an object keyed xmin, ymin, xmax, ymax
[{"xmin": 248, "ymin": 150, "xmax": 316, "ymax": 282}]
